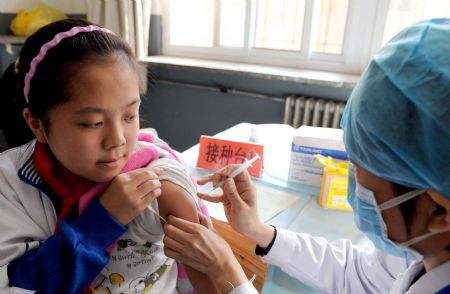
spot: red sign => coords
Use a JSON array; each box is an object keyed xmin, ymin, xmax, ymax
[{"xmin": 196, "ymin": 135, "xmax": 264, "ymax": 177}]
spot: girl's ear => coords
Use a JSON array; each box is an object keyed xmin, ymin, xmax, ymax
[
  {"xmin": 22, "ymin": 108, "xmax": 47, "ymax": 143},
  {"xmin": 427, "ymin": 190, "xmax": 450, "ymax": 233}
]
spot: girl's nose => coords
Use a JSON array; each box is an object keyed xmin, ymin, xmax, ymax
[{"xmin": 103, "ymin": 123, "xmax": 126, "ymax": 150}]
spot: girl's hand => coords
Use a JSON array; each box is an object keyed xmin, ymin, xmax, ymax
[
  {"xmin": 197, "ymin": 165, "xmax": 275, "ymax": 248},
  {"xmin": 163, "ymin": 216, "xmax": 248, "ymax": 292},
  {"xmin": 99, "ymin": 167, "xmax": 163, "ymax": 225}
]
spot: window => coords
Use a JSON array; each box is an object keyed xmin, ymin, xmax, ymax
[
  {"xmin": 381, "ymin": 0, "xmax": 450, "ymax": 45},
  {"xmin": 161, "ymin": 0, "xmax": 450, "ymax": 74}
]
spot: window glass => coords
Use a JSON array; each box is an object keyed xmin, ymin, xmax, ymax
[
  {"xmin": 220, "ymin": 0, "xmax": 246, "ymax": 47},
  {"xmin": 254, "ymin": 0, "xmax": 306, "ymax": 51},
  {"xmin": 313, "ymin": 0, "xmax": 349, "ymax": 54},
  {"xmin": 169, "ymin": 0, "xmax": 215, "ymax": 47},
  {"xmin": 382, "ymin": 0, "xmax": 450, "ymax": 45}
]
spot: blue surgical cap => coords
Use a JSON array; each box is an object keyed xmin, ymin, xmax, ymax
[{"xmin": 341, "ymin": 18, "xmax": 450, "ymax": 199}]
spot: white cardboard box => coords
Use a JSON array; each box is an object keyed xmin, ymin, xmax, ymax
[{"xmin": 288, "ymin": 126, "xmax": 347, "ymax": 187}]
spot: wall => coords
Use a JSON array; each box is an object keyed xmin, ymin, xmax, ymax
[{"xmin": 141, "ymin": 62, "xmax": 354, "ymax": 152}]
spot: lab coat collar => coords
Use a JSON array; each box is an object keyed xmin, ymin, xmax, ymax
[
  {"xmin": 408, "ymin": 260, "xmax": 450, "ymax": 293},
  {"xmin": 391, "ymin": 259, "xmax": 450, "ymax": 293}
]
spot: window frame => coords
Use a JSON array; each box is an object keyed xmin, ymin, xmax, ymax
[{"xmin": 160, "ymin": 0, "xmax": 390, "ymax": 75}]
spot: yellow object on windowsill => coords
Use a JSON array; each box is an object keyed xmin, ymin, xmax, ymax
[
  {"xmin": 10, "ymin": 3, "xmax": 67, "ymax": 37},
  {"xmin": 315, "ymin": 154, "xmax": 351, "ymax": 211}
]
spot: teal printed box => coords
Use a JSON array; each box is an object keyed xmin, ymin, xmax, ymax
[{"xmin": 288, "ymin": 126, "xmax": 347, "ymax": 187}]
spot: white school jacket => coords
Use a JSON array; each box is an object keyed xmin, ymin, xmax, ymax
[
  {"xmin": 257, "ymin": 228, "xmax": 450, "ymax": 294},
  {"xmin": 0, "ymin": 143, "xmax": 57, "ymax": 293},
  {"xmin": 0, "ymin": 139, "xmax": 198, "ymax": 294}
]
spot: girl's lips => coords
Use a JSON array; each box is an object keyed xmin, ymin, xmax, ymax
[{"xmin": 98, "ymin": 158, "xmax": 122, "ymax": 168}]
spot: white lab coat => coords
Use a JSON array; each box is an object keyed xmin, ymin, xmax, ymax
[{"xmin": 259, "ymin": 228, "xmax": 450, "ymax": 294}]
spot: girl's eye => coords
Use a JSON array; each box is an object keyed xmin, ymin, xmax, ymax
[
  {"xmin": 82, "ymin": 122, "xmax": 103, "ymax": 128},
  {"xmin": 125, "ymin": 115, "xmax": 137, "ymax": 123}
]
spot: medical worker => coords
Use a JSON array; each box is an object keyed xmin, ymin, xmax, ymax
[{"xmin": 163, "ymin": 18, "xmax": 450, "ymax": 293}]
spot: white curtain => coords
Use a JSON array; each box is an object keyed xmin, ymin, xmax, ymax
[{"xmin": 86, "ymin": 0, "xmax": 152, "ymax": 59}]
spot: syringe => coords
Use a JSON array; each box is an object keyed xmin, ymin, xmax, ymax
[{"xmin": 206, "ymin": 153, "xmax": 261, "ymax": 194}]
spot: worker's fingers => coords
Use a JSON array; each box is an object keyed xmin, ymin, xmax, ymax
[
  {"xmin": 222, "ymin": 178, "xmax": 246, "ymax": 207},
  {"xmin": 197, "ymin": 193, "xmax": 224, "ymax": 203},
  {"xmin": 233, "ymin": 167, "xmax": 252, "ymax": 183},
  {"xmin": 163, "ymin": 218, "xmax": 196, "ymax": 242},
  {"xmin": 166, "ymin": 215, "xmax": 203, "ymax": 234},
  {"xmin": 162, "ymin": 234, "xmax": 185, "ymax": 253},
  {"xmin": 196, "ymin": 165, "xmax": 237, "ymax": 186},
  {"xmin": 196, "ymin": 174, "xmax": 214, "ymax": 185}
]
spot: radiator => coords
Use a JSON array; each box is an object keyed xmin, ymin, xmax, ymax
[{"xmin": 283, "ymin": 96, "xmax": 346, "ymax": 129}]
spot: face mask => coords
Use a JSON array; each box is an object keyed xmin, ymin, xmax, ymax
[{"xmin": 347, "ymin": 163, "xmax": 436, "ymax": 260}]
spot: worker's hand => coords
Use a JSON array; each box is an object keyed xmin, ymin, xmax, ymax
[
  {"xmin": 99, "ymin": 167, "xmax": 163, "ymax": 225},
  {"xmin": 163, "ymin": 216, "xmax": 248, "ymax": 292},
  {"xmin": 197, "ymin": 165, "xmax": 268, "ymax": 242}
]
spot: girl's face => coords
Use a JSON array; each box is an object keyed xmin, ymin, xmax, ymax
[{"xmin": 38, "ymin": 58, "xmax": 141, "ymax": 182}]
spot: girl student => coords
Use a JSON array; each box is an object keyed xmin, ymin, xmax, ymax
[{"xmin": 0, "ymin": 19, "xmax": 219, "ymax": 294}]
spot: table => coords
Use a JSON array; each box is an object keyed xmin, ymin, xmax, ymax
[{"xmin": 181, "ymin": 122, "xmax": 369, "ymax": 293}]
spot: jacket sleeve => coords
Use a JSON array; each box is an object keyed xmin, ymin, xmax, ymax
[
  {"xmin": 4, "ymin": 199, "xmax": 126, "ymax": 294},
  {"xmin": 262, "ymin": 228, "xmax": 412, "ymax": 293}
]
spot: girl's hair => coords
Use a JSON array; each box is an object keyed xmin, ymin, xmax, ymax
[{"xmin": 0, "ymin": 18, "xmax": 138, "ymax": 148}]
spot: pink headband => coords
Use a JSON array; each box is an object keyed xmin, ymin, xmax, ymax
[{"xmin": 23, "ymin": 25, "xmax": 114, "ymax": 104}]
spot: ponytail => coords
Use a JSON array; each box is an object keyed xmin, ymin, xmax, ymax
[{"xmin": 0, "ymin": 63, "xmax": 34, "ymax": 148}]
